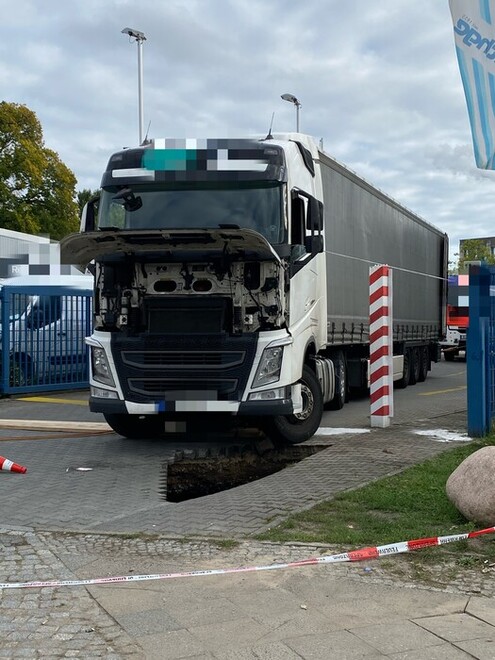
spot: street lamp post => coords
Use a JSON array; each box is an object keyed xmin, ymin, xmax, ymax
[
  {"xmin": 122, "ymin": 27, "xmax": 147, "ymax": 145},
  {"xmin": 281, "ymin": 93, "xmax": 301, "ymax": 132}
]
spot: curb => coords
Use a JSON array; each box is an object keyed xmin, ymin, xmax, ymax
[{"xmin": 0, "ymin": 419, "xmax": 112, "ymax": 432}]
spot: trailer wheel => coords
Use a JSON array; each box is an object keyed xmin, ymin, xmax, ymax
[
  {"xmin": 104, "ymin": 413, "xmax": 164, "ymax": 439},
  {"xmin": 418, "ymin": 347, "xmax": 429, "ymax": 382},
  {"xmin": 409, "ymin": 348, "xmax": 421, "ymax": 385},
  {"xmin": 396, "ymin": 349, "xmax": 410, "ymax": 389},
  {"xmin": 264, "ymin": 366, "xmax": 323, "ymax": 445},
  {"xmin": 326, "ymin": 351, "xmax": 347, "ymax": 410}
]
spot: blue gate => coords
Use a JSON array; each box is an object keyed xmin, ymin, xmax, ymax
[
  {"xmin": 467, "ymin": 263, "xmax": 495, "ymax": 436},
  {"xmin": 0, "ymin": 284, "xmax": 93, "ymax": 395}
]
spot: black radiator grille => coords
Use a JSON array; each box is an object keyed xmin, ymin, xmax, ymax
[
  {"xmin": 128, "ymin": 378, "xmax": 238, "ymax": 397},
  {"xmin": 111, "ymin": 333, "xmax": 257, "ymax": 403},
  {"xmin": 121, "ymin": 351, "xmax": 245, "ymax": 369}
]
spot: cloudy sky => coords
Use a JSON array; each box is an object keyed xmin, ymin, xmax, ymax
[{"xmin": 2, "ymin": 0, "xmax": 494, "ymax": 262}]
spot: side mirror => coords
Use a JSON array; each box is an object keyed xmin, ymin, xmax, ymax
[
  {"xmin": 81, "ymin": 197, "xmax": 99, "ymax": 232},
  {"xmin": 307, "ymin": 198, "xmax": 323, "ymax": 231},
  {"xmin": 305, "ymin": 235, "xmax": 324, "ymax": 254}
]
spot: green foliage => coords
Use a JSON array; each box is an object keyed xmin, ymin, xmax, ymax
[
  {"xmin": 77, "ymin": 188, "xmax": 99, "ymax": 217},
  {"xmin": 458, "ymin": 238, "xmax": 495, "ymax": 272},
  {"xmin": 448, "ymin": 259, "xmax": 459, "ymax": 276},
  {"xmin": 0, "ymin": 101, "xmax": 79, "ymax": 240}
]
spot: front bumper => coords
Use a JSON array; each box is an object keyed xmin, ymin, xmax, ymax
[{"xmin": 89, "ymin": 396, "xmax": 293, "ymax": 416}]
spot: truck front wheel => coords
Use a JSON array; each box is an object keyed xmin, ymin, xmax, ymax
[
  {"xmin": 264, "ymin": 366, "xmax": 323, "ymax": 445},
  {"xmin": 104, "ymin": 413, "xmax": 164, "ymax": 439}
]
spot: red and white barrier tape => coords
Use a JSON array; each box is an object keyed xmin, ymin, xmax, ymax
[{"xmin": 1, "ymin": 526, "xmax": 494, "ymax": 590}]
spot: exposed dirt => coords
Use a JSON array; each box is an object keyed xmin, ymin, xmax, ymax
[{"xmin": 165, "ymin": 444, "xmax": 327, "ymax": 502}]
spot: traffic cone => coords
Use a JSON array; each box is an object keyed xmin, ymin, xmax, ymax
[{"xmin": 0, "ymin": 455, "xmax": 27, "ymax": 474}]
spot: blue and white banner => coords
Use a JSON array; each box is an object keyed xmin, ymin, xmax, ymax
[{"xmin": 449, "ymin": 0, "xmax": 495, "ymax": 169}]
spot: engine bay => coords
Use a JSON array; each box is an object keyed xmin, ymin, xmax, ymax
[{"xmin": 94, "ymin": 257, "xmax": 287, "ymax": 335}]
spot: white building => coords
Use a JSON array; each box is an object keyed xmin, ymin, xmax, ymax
[{"xmin": 0, "ymin": 229, "xmax": 80, "ymax": 279}]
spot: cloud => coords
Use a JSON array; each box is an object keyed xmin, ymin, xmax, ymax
[{"xmin": 0, "ymin": 0, "xmax": 491, "ymax": 258}]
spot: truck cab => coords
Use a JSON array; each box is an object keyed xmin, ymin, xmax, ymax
[{"xmin": 61, "ymin": 135, "xmax": 333, "ymax": 444}]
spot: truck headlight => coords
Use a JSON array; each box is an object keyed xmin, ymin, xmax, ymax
[
  {"xmin": 252, "ymin": 346, "xmax": 284, "ymax": 388},
  {"xmin": 91, "ymin": 346, "xmax": 115, "ymax": 387}
]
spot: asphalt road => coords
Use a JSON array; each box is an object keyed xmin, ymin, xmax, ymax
[{"xmin": 0, "ymin": 358, "xmax": 468, "ymax": 536}]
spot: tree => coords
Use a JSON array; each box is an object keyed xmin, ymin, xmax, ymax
[
  {"xmin": 76, "ymin": 188, "xmax": 100, "ymax": 226},
  {"xmin": 77, "ymin": 188, "xmax": 99, "ymax": 217},
  {"xmin": 458, "ymin": 238, "xmax": 495, "ymax": 273},
  {"xmin": 0, "ymin": 102, "xmax": 79, "ymax": 240}
]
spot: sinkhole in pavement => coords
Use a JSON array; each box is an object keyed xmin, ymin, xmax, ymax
[{"xmin": 163, "ymin": 443, "xmax": 328, "ymax": 502}]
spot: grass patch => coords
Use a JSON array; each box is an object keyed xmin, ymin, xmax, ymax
[{"xmin": 255, "ymin": 435, "xmax": 495, "ymax": 559}]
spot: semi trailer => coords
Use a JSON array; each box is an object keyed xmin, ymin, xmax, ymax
[{"xmin": 61, "ymin": 133, "xmax": 448, "ymax": 444}]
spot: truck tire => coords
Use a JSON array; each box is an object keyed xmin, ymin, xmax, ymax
[
  {"xmin": 264, "ymin": 366, "xmax": 323, "ymax": 445},
  {"xmin": 444, "ymin": 350, "xmax": 456, "ymax": 362},
  {"xmin": 409, "ymin": 348, "xmax": 421, "ymax": 385},
  {"xmin": 104, "ymin": 413, "xmax": 164, "ymax": 439},
  {"xmin": 418, "ymin": 347, "xmax": 429, "ymax": 382},
  {"xmin": 326, "ymin": 351, "xmax": 347, "ymax": 410},
  {"xmin": 395, "ymin": 349, "xmax": 410, "ymax": 389}
]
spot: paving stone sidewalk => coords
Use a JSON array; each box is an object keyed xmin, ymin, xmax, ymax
[
  {"xmin": 2, "ymin": 362, "xmax": 489, "ymax": 657},
  {"xmin": 1, "ymin": 528, "xmax": 495, "ymax": 658}
]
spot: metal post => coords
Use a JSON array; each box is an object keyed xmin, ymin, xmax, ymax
[
  {"xmin": 281, "ymin": 93, "xmax": 301, "ymax": 133},
  {"xmin": 122, "ymin": 28, "xmax": 147, "ymax": 145},
  {"xmin": 0, "ymin": 288, "xmax": 8, "ymax": 393},
  {"xmin": 467, "ymin": 263, "xmax": 490, "ymax": 436},
  {"xmin": 137, "ymin": 37, "xmax": 144, "ymax": 145},
  {"xmin": 369, "ymin": 264, "xmax": 393, "ymax": 428}
]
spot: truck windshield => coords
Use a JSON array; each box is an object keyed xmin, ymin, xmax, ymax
[{"xmin": 97, "ymin": 182, "xmax": 285, "ymax": 244}]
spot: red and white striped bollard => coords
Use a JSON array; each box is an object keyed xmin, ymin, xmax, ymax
[{"xmin": 369, "ymin": 265, "xmax": 393, "ymax": 428}]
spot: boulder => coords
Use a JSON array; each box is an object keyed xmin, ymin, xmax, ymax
[{"xmin": 446, "ymin": 446, "xmax": 495, "ymax": 526}]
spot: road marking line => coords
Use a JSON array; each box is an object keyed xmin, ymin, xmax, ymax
[
  {"xmin": 17, "ymin": 396, "xmax": 88, "ymax": 406},
  {"xmin": 419, "ymin": 386, "xmax": 466, "ymax": 396},
  {"xmin": 436, "ymin": 370, "xmax": 465, "ymax": 378}
]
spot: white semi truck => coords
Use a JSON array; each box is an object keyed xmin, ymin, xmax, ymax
[{"xmin": 61, "ymin": 134, "xmax": 448, "ymax": 444}]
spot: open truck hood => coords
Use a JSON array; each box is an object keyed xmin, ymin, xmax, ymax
[{"xmin": 60, "ymin": 229, "xmax": 281, "ymax": 267}]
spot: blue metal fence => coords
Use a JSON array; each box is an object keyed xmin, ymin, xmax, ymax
[
  {"xmin": 467, "ymin": 263, "xmax": 495, "ymax": 436},
  {"xmin": 0, "ymin": 284, "xmax": 93, "ymax": 395}
]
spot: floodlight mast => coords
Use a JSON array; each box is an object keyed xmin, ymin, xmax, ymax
[
  {"xmin": 122, "ymin": 27, "xmax": 147, "ymax": 145},
  {"xmin": 281, "ymin": 93, "xmax": 301, "ymax": 132}
]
